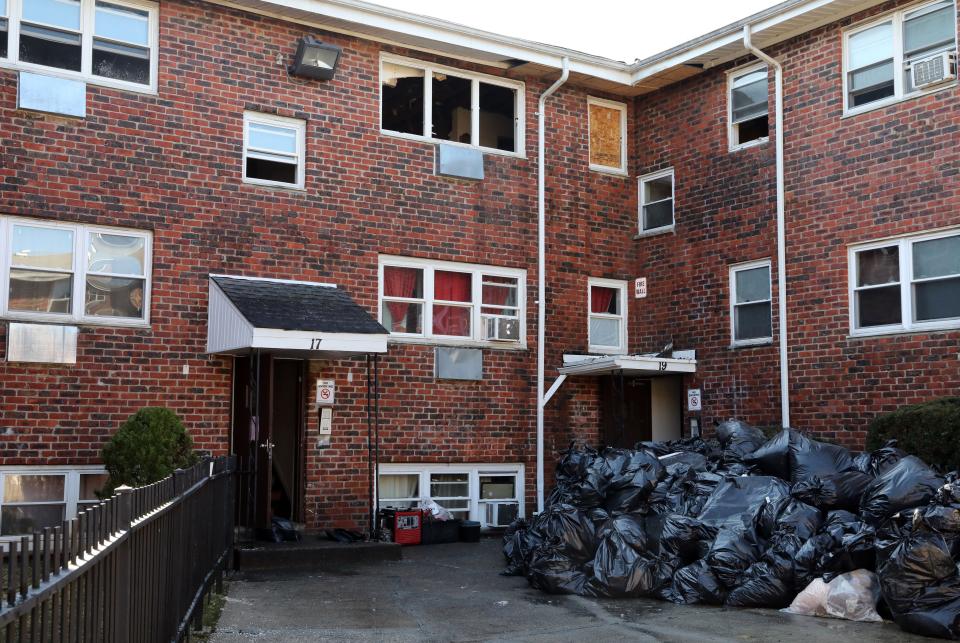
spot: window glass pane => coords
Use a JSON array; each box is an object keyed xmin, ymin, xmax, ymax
[
  {"xmin": 849, "ymin": 22, "xmax": 894, "ymax": 69},
  {"xmin": 588, "ymin": 102, "xmax": 624, "ymax": 169},
  {"xmin": 1, "ymin": 19, "xmax": 8, "ymax": 59},
  {"xmin": 479, "ymin": 82, "xmax": 516, "ymax": 152},
  {"xmin": 482, "ymin": 276, "xmax": 518, "ymax": 308},
  {"xmin": 379, "ymin": 474, "xmax": 419, "ymax": 500},
  {"xmin": 590, "ymin": 286, "xmax": 619, "ymax": 314},
  {"xmin": 22, "ymin": 0, "xmax": 80, "ymax": 31},
  {"xmin": 643, "ymin": 200, "xmax": 674, "ymax": 230},
  {"xmin": 735, "ymin": 266, "xmax": 770, "ymax": 303},
  {"xmin": 432, "ymin": 72, "xmax": 472, "ymax": 143},
  {"xmin": 12, "ymin": 225, "xmax": 74, "ymax": 270},
  {"xmin": 0, "ymin": 0, "xmax": 7, "ymax": 15},
  {"xmin": 904, "ymin": 2, "xmax": 955, "ymax": 55},
  {"xmin": 9, "ymin": 269, "xmax": 73, "ymax": 313},
  {"xmin": 381, "ymin": 63, "xmax": 424, "ymax": 136},
  {"xmin": 248, "ymin": 122, "xmax": 297, "ymax": 155},
  {"xmin": 95, "ymin": 2, "xmax": 149, "ymax": 45},
  {"xmin": 435, "ymin": 271, "xmax": 472, "ymax": 302},
  {"xmin": 1, "ymin": 505, "xmax": 64, "ymax": 536},
  {"xmin": 80, "ymin": 473, "xmax": 109, "ymax": 501},
  {"xmin": 643, "ymin": 176, "xmax": 672, "ymax": 203},
  {"xmin": 480, "ymin": 475, "xmax": 515, "ymax": 499},
  {"xmin": 381, "ymin": 300, "xmax": 422, "ymax": 334},
  {"xmin": 732, "ymin": 74, "xmax": 767, "ymax": 123},
  {"xmin": 85, "ymin": 276, "xmax": 145, "ymax": 318},
  {"xmin": 734, "ymin": 301, "xmax": 772, "ymax": 340},
  {"xmin": 245, "ymin": 157, "xmax": 297, "ymax": 184},
  {"xmin": 4, "ymin": 474, "xmax": 65, "ymax": 502},
  {"xmin": 849, "ymin": 60, "xmax": 896, "ymax": 91},
  {"xmin": 857, "ymin": 285, "xmax": 901, "ymax": 327},
  {"xmin": 93, "ymin": 39, "xmax": 150, "ymax": 84},
  {"xmin": 590, "ymin": 317, "xmax": 621, "ymax": 348},
  {"xmin": 19, "ymin": 24, "xmax": 81, "ymax": 71},
  {"xmin": 383, "ymin": 266, "xmax": 423, "ymax": 298},
  {"xmin": 857, "ymin": 246, "xmax": 899, "ymax": 286},
  {"xmin": 913, "ymin": 236, "xmax": 960, "ymax": 279},
  {"xmin": 88, "ymin": 233, "xmax": 145, "ymax": 275},
  {"xmin": 915, "ymin": 278, "xmax": 960, "ymax": 321},
  {"xmin": 432, "ymin": 305, "xmax": 470, "ymax": 336},
  {"xmin": 430, "ymin": 473, "xmax": 469, "ymax": 498}
]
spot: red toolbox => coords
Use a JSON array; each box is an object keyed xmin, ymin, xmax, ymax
[{"xmin": 380, "ymin": 509, "xmax": 422, "ymax": 545}]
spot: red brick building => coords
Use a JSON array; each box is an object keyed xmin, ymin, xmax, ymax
[{"xmin": 0, "ymin": 0, "xmax": 957, "ymax": 535}]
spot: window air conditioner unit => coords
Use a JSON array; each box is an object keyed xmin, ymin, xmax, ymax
[
  {"xmin": 910, "ymin": 51, "xmax": 957, "ymax": 89},
  {"xmin": 484, "ymin": 502, "xmax": 519, "ymax": 528},
  {"xmin": 482, "ymin": 316, "xmax": 519, "ymax": 341}
]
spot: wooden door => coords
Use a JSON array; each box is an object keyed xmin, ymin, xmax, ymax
[{"xmin": 599, "ymin": 374, "xmax": 653, "ymax": 448}]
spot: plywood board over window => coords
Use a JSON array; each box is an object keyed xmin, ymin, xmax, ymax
[{"xmin": 587, "ymin": 97, "xmax": 627, "ymax": 175}]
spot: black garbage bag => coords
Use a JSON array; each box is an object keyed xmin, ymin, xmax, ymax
[
  {"xmin": 660, "ymin": 515, "xmax": 719, "ymax": 563},
  {"xmin": 855, "ymin": 440, "xmax": 909, "ymax": 477},
  {"xmin": 527, "ymin": 544, "xmax": 591, "ymax": 595},
  {"xmin": 707, "ymin": 525, "xmax": 766, "ymax": 589},
  {"xmin": 501, "ymin": 518, "xmax": 534, "ymax": 576},
  {"xmin": 640, "ymin": 437, "xmax": 721, "ymax": 460},
  {"xmin": 716, "ymin": 419, "xmax": 767, "ymax": 463},
  {"xmin": 790, "ymin": 470, "xmax": 873, "ymax": 511},
  {"xmin": 556, "ymin": 442, "xmax": 599, "ymax": 485},
  {"xmin": 772, "ymin": 499, "xmax": 823, "ymax": 542},
  {"xmin": 879, "ymin": 527, "xmax": 960, "ymax": 639},
  {"xmin": 743, "ymin": 429, "xmax": 793, "ymax": 480},
  {"xmin": 698, "ymin": 476, "xmax": 791, "ymax": 529},
  {"xmin": 918, "ymin": 482, "xmax": 960, "ymax": 537},
  {"xmin": 602, "ymin": 448, "xmax": 666, "ymax": 514},
  {"xmin": 860, "ymin": 455, "xmax": 945, "ymax": 524},
  {"xmin": 529, "ymin": 503, "xmax": 598, "ymax": 564},
  {"xmin": 789, "ymin": 433, "xmax": 858, "ymax": 483},
  {"xmin": 588, "ymin": 514, "xmax": 673, "ymax": 598},
  {"xmin": 659, "ymin": 451, "xmax": 708, "ymax": 472},
  {"xmin": 666, "ymin": 558, "xmax": 728, "ymax": 605},
  {"xmin": 648, "ymin": 468, "xmax": 723, "ymax": 517},
  {"xmin": 725, "ymin": 542, "xmax": 796, "ymax": 608},
  {"xmin": 793, "ymin": 510, "xmax": 875, "ymax": 591}
]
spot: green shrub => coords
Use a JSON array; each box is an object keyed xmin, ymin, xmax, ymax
[
  {"xmin": 866, "ymin": 397, "xmax": 960, "ymax": 472},
  {"xmin": 101, "ymin": 407, "xmax": 199, "ymax": 495}
]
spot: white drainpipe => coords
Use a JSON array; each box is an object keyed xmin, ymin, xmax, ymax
[
  {"xmin": 743, "ymin": 26, "xmax": 790, "ymax": 428},
  {"xmin": 536, "ymin": 57, "xmax": 569, "ymax": 513}
]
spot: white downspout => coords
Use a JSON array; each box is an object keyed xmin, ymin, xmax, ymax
[
  {"xmin": 743, "ymin": 26, "xmax": 790, "ymax": 428},
  {"xmin": 536, "ymin": 57, "xmax": 569, "ymax": 513}
]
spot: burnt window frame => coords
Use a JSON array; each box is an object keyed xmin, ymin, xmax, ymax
[
  {"xmin": 0, "ymin": 0, "xmax": 158, "ymax": 93},
  {"xmin": 379, "ymin": 53, "xmax": 526, "ymax": 157}
]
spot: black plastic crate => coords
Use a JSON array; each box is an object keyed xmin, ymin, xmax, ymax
[{"xmin": 421, "ymin": 519, "xmax": 461, "ymax": 544}]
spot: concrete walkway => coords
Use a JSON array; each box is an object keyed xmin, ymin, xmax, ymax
[{"xmin": 212, "ymin": 537, "xmax": 926, "ymax": 643}]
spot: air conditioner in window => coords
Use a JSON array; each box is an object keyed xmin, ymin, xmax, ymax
[
  {"xmin": 910, "ymin": 51, "xmax": 957, "ymax": 89},
  {"xmin": 481, "ymin": 316, "xmax": 519, "ymax": 342},
  {"xmin": 483, "ymin": 502, "xmax": 519, "ymax": 528}
]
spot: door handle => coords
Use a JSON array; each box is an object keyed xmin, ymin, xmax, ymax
[{"xmin": 260, "ymin": 439, "xmax": 275, "ymax": 457}]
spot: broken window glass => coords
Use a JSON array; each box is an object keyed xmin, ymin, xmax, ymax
[
  {"xmin": 19, "ymin": 0, "xmax": 82, "ymax": 71},
  {"xmin": 93, "ymin": 2, "xmax": 151, "ymax": 85},
  {"xmin": 479, "ymin": 82, "xmax": 516, "ymax": 152},
  {"xmin": 381, "ymin": 62, "xmax": 424, "ymax": 136},
  {"xmin": 731, "ymin": 69, "xmax": 768, "ymax": 146},
  {"xmin": 432, "ymin": 72, "xmax": 471, "ymax": 143}
]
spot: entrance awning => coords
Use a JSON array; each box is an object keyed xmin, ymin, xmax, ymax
[
  {"xmin": 206, "ymin": 275, "xmax": 389, "ymax": 356},
  {"xmin": 559, "ymin": 353, "xmax": 697, "ymax": 377}
]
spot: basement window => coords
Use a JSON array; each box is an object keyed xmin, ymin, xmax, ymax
[
  {"xmin": 380, "ymin": 54, "xmax": 524, "ymax": 155},
  {"xmin": 729, "ymin": 65, "xmax": 769, "ymax": 149},
  {"xmin": 638, "ymin": 168, "xmax": 674, "ymax": 234},
  {"xmin": 2, "ymin": 0, "xmax": 158, "ymax": 90},
  {"xmin": 0, "ymin": 469, "xmax": 106, "ymax": 537},
  {"xmin": 730, "ymin": 260, "xmax": 772, "ymax": 346},
  {"xmin": 587, "ymin": 96, "xmax": 627, "ymax": 174},
  {"xmin": 242, "ymin": 112, "xmax": 306, "ymax": 189}
]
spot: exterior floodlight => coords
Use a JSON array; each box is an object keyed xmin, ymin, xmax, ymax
[{"xmin": 289, "ymin": 36, "xmax": 341, "ymax": 80}]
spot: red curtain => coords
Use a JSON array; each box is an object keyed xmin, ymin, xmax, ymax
[
  {"xmin": 384, "ymin": 267, "xmax": 418, "ymax": 331},
  {"xmin": 434, "ymin": 271, "xmax": 471, "ymax": 335},
  {"xmin": 483, "ymin": 277, "xmax": 512, "ymax": 307},
  {"xmin": 591, "ymin": 286, "xmax": 615, "ymax": 314}
]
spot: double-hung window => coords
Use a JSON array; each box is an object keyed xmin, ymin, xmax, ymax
[
  {"xmin": 730, "ymin": 261, "xmax": 772, "ymax": 346},
  {"xmin": 587, "ymin": 96, "xmax": 627, "ymax": 174},
  {"xmin": 844, "ymin": 0, "xmax": 957, "ymax": 113},
  {"xmin": 380, "ymin": 54, "xmax": 524, "ymax": 155},
  {"xmin": 850, "ymin": 230, "xmax": 960, "ymax": 335},
  {"xmin": 0, "ymin": 0, "xmax": 158, "ymax": 90},
  {"xmin": 242, "ymin": 112, "xmax": 306, "ymax": 189},
  {"xmin": 588, "ymin": 278, "xmax": 627, "ymax": 354},
  {"xmin": 638, "ymin": 168, "xmax": 675, "ymax": 234},
  {"xmin": 0, "ymin": 216, "xmax": 151, "ymax": 325},
  {"xmin": 729, "ymin": 64, "xmax": 769, "ymax": 149},
  {"xmin": 378, "ymin": 257, "xmax": 525, "ymax": 346}
]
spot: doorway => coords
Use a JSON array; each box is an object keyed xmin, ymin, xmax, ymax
[
  {"xmin": 599, "ymin": 374, "xmax": 652, "ymax": 448},
  {"xmin": 231, "ymin": 354, "xmax": 306, "ymax": 534}
]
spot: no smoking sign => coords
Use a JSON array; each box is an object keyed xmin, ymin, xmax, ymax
[{"xmin": 316, "ymin": 380, "xmax": 335, "ymax": 406}]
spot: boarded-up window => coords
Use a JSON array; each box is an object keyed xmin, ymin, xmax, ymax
[{"xmin": 588, "ymin": 97, "xmax": 626, "ymax": 172}]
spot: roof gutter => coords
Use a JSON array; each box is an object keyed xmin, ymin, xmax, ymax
[
  {"xmin": 536, "ymin": 57, "xmax": 569, "ymax": 514},
  {"xmin": 743, "ymin": 25, "xmax": 790, "ymax": 429}
]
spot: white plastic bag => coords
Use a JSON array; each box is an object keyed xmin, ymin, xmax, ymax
[
  {"xmin": 782, "ymin": 570, "xmax": 883, "ymax": 623},
  {"xmin": 419, "ymin": 498, "xmax": 453, "ymax": 521}
]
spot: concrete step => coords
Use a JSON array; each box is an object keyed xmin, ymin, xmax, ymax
[{"xmin": 233, "ymin": 539, "xmax": 402, "ymax": 572}]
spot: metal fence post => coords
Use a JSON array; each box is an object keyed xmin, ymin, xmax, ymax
[{"xmin": 113, "ymin": 486, "xmax": 133, "ymax": 643}]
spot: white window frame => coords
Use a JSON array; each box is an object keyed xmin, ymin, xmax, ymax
[
  {"xmin": 848, "ymin": 227, "xmax": 960, "ymax": 337},
  {"xmin": 729, "ymin": 259, "xmax": 773, "ymax": 347},
  {"xmin": 586, "ymin": 95, "xmax": 628, "ymax": 175},
  {"xmin": 377, "ymin": 255, "xmax": 526, "ymax": 349},
  {"xmin": 242, "ymin": 111, "xmax": 307, "ymax": 190},
  {"xmin": 587, "ymin": 277, "xmax": 627, "ymax": 355},
  {"xmin": 637, "ymin": 168, "xmax": 675, "ymax": 236},
  {"xmin": 0, "ymin": 0, "xmax": 160, "ymax": 94},
  {"xmin": 377, "ymin": 463, "xmax": 524, "ymax": 529},
  {"xmin": 842, "ymin": 0, "xmax": 958, "ymax": 117},
  {"xmin": 0, "ymin": 215, "xmax": 152, "ymax": 327},
  {"xmin": 727, "ymin": 62, "xmax": 769, "ymax": 151},
  {"xmin": 379, "ymin": 53, "xmax": 526, "ymax": 158},
  {"xmin": 0, "ymin": 466, "xmax": 107, "ymax": 540}
]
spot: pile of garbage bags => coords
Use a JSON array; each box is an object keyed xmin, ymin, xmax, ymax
[{"xmin": 502, "ymin": 421, "xmax": 960, "ymax": 639}]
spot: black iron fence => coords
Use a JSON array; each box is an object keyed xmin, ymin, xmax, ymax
[{"xmin": 0, "ymin": 455, "xmax": 236, "ymax": 642}]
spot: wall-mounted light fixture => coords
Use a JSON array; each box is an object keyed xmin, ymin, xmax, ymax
[{"xmin": 289, "ymin": 36, "xmax": 342, "ymax": 81}]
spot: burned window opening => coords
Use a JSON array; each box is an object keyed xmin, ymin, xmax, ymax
[
  {"xmin": 381, "ymin": 62, "xmax": 424, "ymax": 136},
  {"xmin": 431, "ymin": 72, "xmax": 471, "ymax": 143}
]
